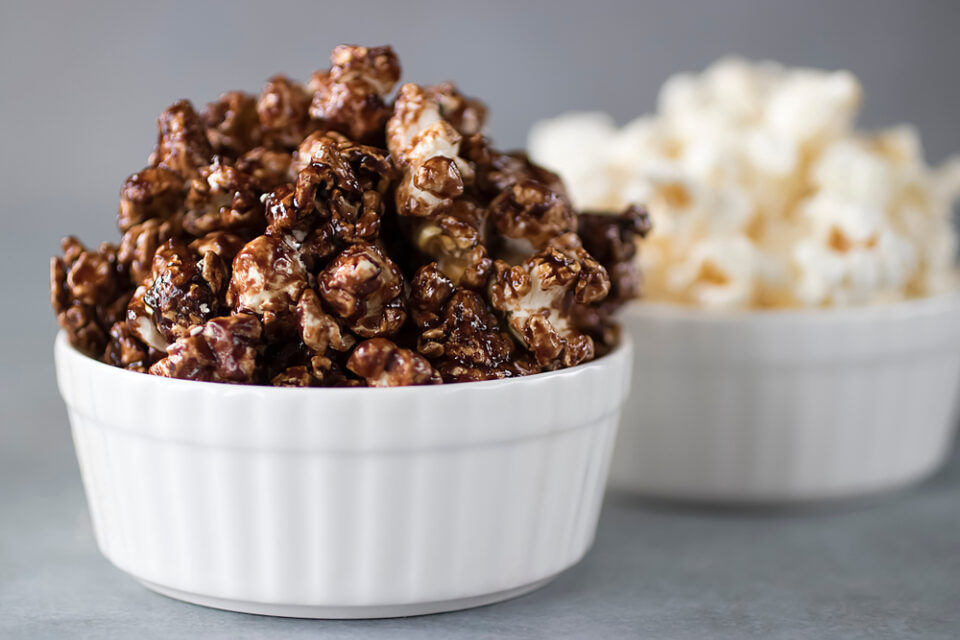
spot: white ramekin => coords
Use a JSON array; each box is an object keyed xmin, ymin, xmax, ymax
[
  {"xmin": 54, "ymin": 332, "xmax": 631, "ymax": 618},
  {"xmin": 611, "ymin": 293, "xmax": 960, "ymax": 504}
]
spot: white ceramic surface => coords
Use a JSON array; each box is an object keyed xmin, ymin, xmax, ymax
[
  {"xmin": 612, "ymin": 293, "xmax": 960, "ymax": 503},
  {"xmin": 54, "ymin": 332, "xmax": 632, "ymax": 618}
]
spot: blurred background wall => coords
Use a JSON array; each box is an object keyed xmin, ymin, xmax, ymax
[{"xmin": 2, "ymin": 0, "xmax": 959, "ymax": 369}]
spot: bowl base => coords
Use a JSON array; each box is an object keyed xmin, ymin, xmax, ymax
[{"xmin": 137, "ymin": 576, "xmax": 554, "ymax": 619}]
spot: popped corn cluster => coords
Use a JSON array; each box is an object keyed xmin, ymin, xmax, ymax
[
  {"xmin": 529, "ymin": 58, "xmax": 960, "ymax": 309},
  {"xmin": 50, "ymin": 45, "xmax": 647, "ymax": 386}
]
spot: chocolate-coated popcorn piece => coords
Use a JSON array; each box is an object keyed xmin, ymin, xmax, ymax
[
  {"xmin": 488, "ymin": 179, "xmax": 577, "ymax": 260},
  {"xmin": 229, "ymin": 234, "xmax": 309, "ymax": 338},
  {"xmin": 409, "ymin": 198, "xmax": 492, "ymax": 289},
  {"xmin": 141, "ymin": 238, "xmax": 222, "ymax": 343},
  {"xmin": 202, "ymin": 91, "xmax": 262, "ymax": 158},
  {"xmin": 51, "ymin": 237, "xmax": 130, "ymax": 357},
  {"xmin": 577, "ymin": 205, "xmax": 652, "ymax": 306},
  {"xmin": 117, "ymin": 167, "xmax": 185, "ymax": 233},
  {"xmin": 183, "ymin": 159, "xmax": 265, "ymax": 238},
  {"xmin": 103, "ymin": 320, "xmax": 160, "ymax": 372},
  {"xmin": 258, "ymin": 75, "xmax": 314, "ymax": 149},
  {"xmin": 410, "ymin": 263, "xmax": 523, "ymax": 382},
  {"xmin": 310, "ymin": 45, "xmax": 401, "ymax": 144},
  {"xmin": 460, "ymin": 134, "xmax": 566, "ymax": 200},
  {"xmin": 317, "ymin": 242, "xmax": 405, "ymax": 338},
  {"xmin": 119, "ymin": 218, "xmax": 182, "ymax": 284},
  {"xmin": 150, "ymin": 313, "xmax": 262, "ymax": 383},
  {"xmin": 347, "ymin": 337, "xmax": 440, "ymax": 387},
  {"xmin": 236, "ymin": 146, "xmax": 295, "ymax": 191},
  {"xmin": 427, "ymin": 82, "xmax": 487, "ymax": 136},
  {"xmin": 387, "ymin": 83, "xmax": 473, "ymax": 218},
  {"xmin": 488, "ymin": 245, "xmax": 610, "ymax": 369},
  {"xmin": 149, "ymin": 100, "xmax": 213, "ymax": 180}
]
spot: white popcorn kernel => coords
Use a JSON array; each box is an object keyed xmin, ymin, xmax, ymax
[
  {"xmin": 765, "ymin": 69, "xmax": 861, "ymax": 147},
  {"xmin": 667, "ymin": 236, "xmax": 758, "ymax": 309}
]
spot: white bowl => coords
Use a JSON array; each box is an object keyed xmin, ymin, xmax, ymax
[
  {"xmin": 611, "ymin": 293, "xmax": 960, "ymax": 504},
  {"xmin": 54, "ymin": 332, "xmax": 631, "ymax": 618}
]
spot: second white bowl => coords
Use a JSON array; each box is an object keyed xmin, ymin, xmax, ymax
[
  {"xmin": 611, "ymin": 293, "xmax": 960, "ymax": 504},
  {"xmin": 55, "ymin": 333, "xmax": 632, "ymax": 618}
]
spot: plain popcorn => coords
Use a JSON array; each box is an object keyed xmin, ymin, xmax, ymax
[{"xmin": 529, "ymin": 58, "xmax": 960, "ymax": 309}]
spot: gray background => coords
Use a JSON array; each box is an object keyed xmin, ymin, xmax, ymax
[{"xmin": 2, "ymin": 1, "xmax": 959, "ymax": 638}]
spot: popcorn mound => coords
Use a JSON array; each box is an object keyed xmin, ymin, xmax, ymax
[
  {"xmin": 50, "ymin": 45, "xmax": 648, "ymax": 387},
  {"xmin": 529, "ymin": 58, "xmax": 960, "ymax": 309}
]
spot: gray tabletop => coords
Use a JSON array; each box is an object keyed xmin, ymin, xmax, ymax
[{"xmin": 2, "ymin": 351, "xmax": 959, "ymax": 639}]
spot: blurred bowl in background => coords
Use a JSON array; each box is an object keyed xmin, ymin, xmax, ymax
[
  {"xmin": 611, "ymin": 292, "xmax": 960, "ymax": 504},
  {"xmin": 54, "ymin": 332, "xmax": 631, "ymax": 618}
]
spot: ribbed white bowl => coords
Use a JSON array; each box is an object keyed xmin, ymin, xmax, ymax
[
  {"xmin": 612, "ymin": 293, "xmax": 960, "ymax": 503},
  {"xmin": 55, "ymin": 332, "xmax": 631, "ymax": 618}
]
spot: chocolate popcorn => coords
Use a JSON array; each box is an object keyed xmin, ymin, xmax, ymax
[
  {"xmin": 50, "ymin": 44, "xmax": 647, "ymax": 386},
  {"xmin": 258, "ymin": 75, "xmax": 314, "ymax": 149},
  {"xmin": 387, "ymin": 83, "xmax": 473, "ymax": 218},
  {"xmin": 488, "ymin": 179, "xmax": 578, "ymax": 260},
  {"xmin": 347, "ymin": 338, "xmax": 441, "ymax": 387},
  {"xmin": 572, "ymin": 206, "xmax": 652, "ymax": 353},
  {"xmin": 310, "ymin": 45, "xmax": 401, "ymax": 143},
  {"xmin": 461, "ymin": 135, "xmax": 566, "ymax": 200},
  {"xmin": 183, "ymin": 159, "xmax": 265, "ymax": 237},
  {"xmin": 317, "ymin": 242, "xmax": 406, "ymax": 338},
  {"xmin": 271, "ymin": 365, "xmax": 318, "ymax": 387},
  {"xmin": 150, "ymin": 313, "xmax": 261, "ymax": 383},
  {"xmin": 229, "ymin": 234, "xmax": 308, "ymax": 338},
  {"xmin": 201, "ymin": 91, "xmax": 262, "ymax": 158},
  {"xmin": 104, "ymin": 320, "xmax": 159, "ymax": 373},
  {"xmin": 428, "ymin": 82, "xmax": 487, "ymax": 136},
  {"xmin": 409, "ymin": 198, "xmax": 492, "ymax": 289},
  {"xmin": 488, "ymin": 245, "xmax": 610, "ymax": 369},
  {"xmin": 578, "ymin": 205, "xmax": 652, "ymax": 307},
  {"xmin": 51, "ymin": 237, "xmax": 130, "ymax": 356},
  {"xmin": 410, "ymin": 264, "xmax": 526, "ymax": 382},
  {"xmin": 297, "ymin": 288, "xmax": 356, "ymax": 378},
  {"xmin": 236, "ymin": 146, "xmax": 295, "ymax": 191},
  {"xmin": 117, "ymin": 167, "xmax": 185, "ymax": 232},
  {"xmin": 149, "ymin": 100, "xmax": 213, "ymax": 180},
  {"xmin": 143, "ymin": 238, "xmax": 223, "ymax": 343},
  {"xmin": 118, "ymin": 218, "xmax": 181, "ymax": 284}
]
